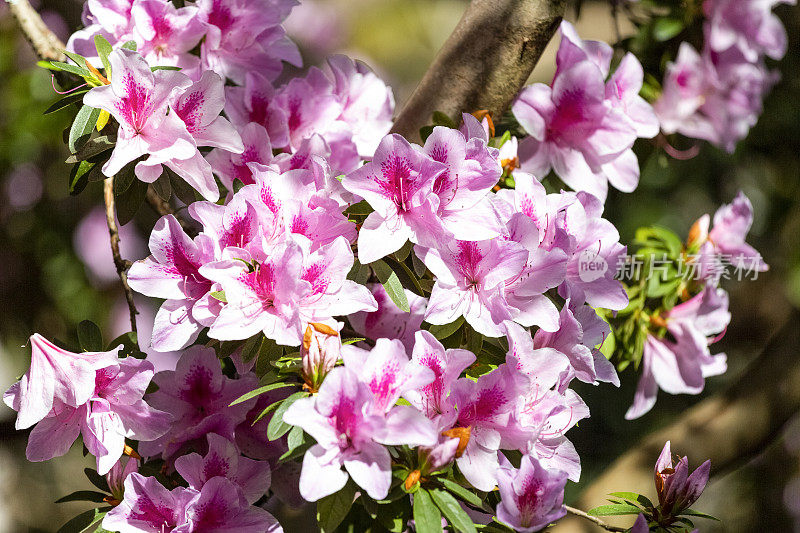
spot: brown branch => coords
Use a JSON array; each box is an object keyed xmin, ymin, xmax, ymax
[
  {"xmin": 554, "ymin": 308, "xmax": 800, "ymax": 531},
  {"xmin": 7, "ymin": 0, "xmax": 66, "ymax": 61},
  {"xmin": 391, "ymin": 0, "xmax": 566, "ymax": 141},
  {"xmin": 104, "ymin": 177, "xmax": 138, "ymax": 333},
  {"xmin": 565, "ymin": 506, "xmax": 628, "ymax": 532}
]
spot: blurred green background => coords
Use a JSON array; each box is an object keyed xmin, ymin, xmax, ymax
[{"xmin": 0, "ymin": 1, "xmax": 798, "ymax": 531}]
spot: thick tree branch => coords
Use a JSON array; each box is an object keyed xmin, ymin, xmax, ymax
[
  {"xmin": 104, "ymin": 177, "xmax": 138, "ymax": 333},
  {"xmin": 6, "ymin": 0, "xmax": 66, "ymax": 61},
  {"xmin": 565, "ymin": 506, "xmax": 627, "ymax": 532},
  {"xmin": 391, "ymin": 0, "xmax": 566, "ymax": 141},
  {"xmin": 554, "ymin": 308, "xmax": 800, "ymax": 531}
]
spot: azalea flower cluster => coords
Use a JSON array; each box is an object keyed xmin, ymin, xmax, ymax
[
  {"xmin": 654, "ymin": 0, "xmax": 792, "ymax": 152},
  {"xmin": 626, "ymin": 192, "xmax": 768, "ymax": 419},
  {"xmin": 511, "ymin": 21, "xmax": 659, "ymax": 202},
  {"xmin": 2, "ymin": 0, "xmax": 774, "ymax": 531}
]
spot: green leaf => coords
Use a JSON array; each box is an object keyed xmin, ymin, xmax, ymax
[
  {"xmin": 439, "ymin": 479, "xmax": 483, "ymax": 508},
  {"xmin": 653, "ymin": 17, "xmax": 684, "ymax": 41},
  {"xmin": 413, "ymin": 488, "xmax": 443, "ymax": 533},
  {"xmin": 167, "ymin": 166, "xmax": 199, "ymax": 206},
  {"xmin": 150, "ymin": 65, "xmax": 182, "ymax": 71},
  {"xmin": 105, "ymin": 331, "xmax": 143, "ymax": 358},
  {"xmin": 267, "ymin": 391, "xmax": 308, "ymax": 440},
  {"xmin": 428, "ymin": 317, "xmax": 464, "ymax": 340},
  {"xmin": 69, "ymin": 161, "xmax": 95, "ymax": 196},
  {"xmin": 251, "ymin": 399, "xmax": 283, "ymax": 425},
  {"xmin": 317, "ymin": 481, "xmax": 357, "ymax": 533},
  {"xmin": 77, "ymin": 320, "xmax": 103, "ymax": 352},
  {"xmin": 210, "ymin": 290, "xmax": 227, "ymax": 303},
  {"xmin": 56, "ymin": 508, "xmax": 108, "ymax": 533},
  {"xmin": 680, "ymin": 508, "xmax": 720, "ymax": 521},
  {"xmin": 121, "ymin": 41, "xmax": 137, "ymax": 51},
  {"xmin": 255, "ymin": 336, "xmax": 283, "ymax": 378},
  {"xmin": 69, "ymin": 105, "xmax": 102, "ymax": 153},
  {"xmin": 44, "ymin": 91, "xmax": 89, "ymax": 115},
  {"xmin": 419, "ymin": 125, "xmax": 435, "ymax": 143},
  {"xmin": 230, "ymin": 382, "xmax": 294, "ymax": 406},
  {"xmin": 345, "ymin": 200, "xmax": 373, "ymax": 215},
  {"xmin": 63, "ymin": 50, "xmax": 89, "ymax": 68},
  {"xmin": 84, "ymin": 468, "xmax": 110, "ymax": 493},
  {"xmin": 94, "ymin": 35, "xmax": 113, "ymax": 76},
  {"xmin": 114, "ymin": 163, "xmax": 136, "ymax": 196},
  {"xmin": 587, "ymin": 503, "xmax": 642, "ymax": 516},
  {"xmin": 383, "ymin": 255, "xmax": 425, "ymax": 297},
  {"xmin": 286, "ymin": 424, "xmax": 305, "ymax": 451},
  {"xmin": 432, "ymin": 111, "xmax": 457, "ymax": 128},
  {"xmin": 342, "ymin": 337, "xmax": 365, "ymax": 345},
  {"xmin": 608, "ymin": 492, "xmax": 653, "ymax": 509},
  {"xmin": 372, "ymin": 260, "xmax": 410, "ymax": 312},
  {"xmin": 50, "ymin": 61, "xmax": 93, "ymax": 79},
  {"xmin": 429, "ymin": 488, "xmax": 477, "ymax": 533},
  {"xmin": 66, "ymin": 135, "xmax": 116, "ymax": 164},
  {"xmin": 152, "ymin": 172, "xmax": 172, "ymax": 201},
  {"xmin": 116, "ymin": 179, "xmax": 148, "ymax": 226},
  {"xmin": 55, "ymin": 490, "xmax": 109, "ymax": 504}
]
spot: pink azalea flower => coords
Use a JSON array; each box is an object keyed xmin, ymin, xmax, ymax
[
  {"xmin": 127, "ymin": 215, "xmax": 218, "ymax": 352},
  {"xmin": 702, "ymin": 190, "xmax": 769, "ymax": 274},
  {"xmin": 496, "ymin": 454, "xmax": 568, "ymax": 532},
  {"xmin": 197, "ymin": 0, "xmax": 301, "ymax": 84},
  {"xmin": 448, "ymin": 361, "xmax": 530, "ymax": 491},
  {"xmin": 423, "ymin": 125, "xmax": 503, "ymax": 240},
  {"xmin": 67, "ymin": 0, "xmax": 134, "ymax": 59},
  {"xmin": 283, "ymin": 366, "xmax": 434, "ymax": 501},
  {"xmin": 404, "ymin": 330, "xmax": 475, "ymax": 419},
  {"xmin": 225, "ymin": 72, "xmax": 289, "ymax": 147},
  {"xmin": 130, "ymin": 0, "xmax": 205, "ymax": 75},
  {"xmin": 83, "ymin": 49, "xmax": 196, "ymax": 184},
  {"xmin": 207, "ymin": 123, "xmax": 276, "ymax": 190},
  {"xmin": 189, "ymin": 193, "xmax": 264, "ymax": 257},
  {"xmin": 512, "ymin": 21, "xmax": 654, "ymax": 201},
  {"xmin": 180, "ymin": 476, "xmax": 283, "ymax": 532},
  {"xmin": 415, "ymin": 239, "xmax": 532, "ymax": 337},
  {"xmin": 704, "ymin": 0, "xmax": 795, "ymax": 62},
  {"xmin": 348, "ymin": 283, "xmax": 428, "ymax": 352},
  {"xmin": 325, "ymin": 54, "xmax": 395, "ymax": 157},
  {"xmin": 3, "ymin": 334, "xmax": 116, "ymax": 429},
  {"xmin": 175, "ymin": 433, "xmax": 271, "ymax": 504},
  {"xmin": 200, "ymin": 239, "xmax": 307, "ymax": 345},
  {"xmin": 102, "ymin": 473, "xmax": 197, "ymax": 533},
  {"xmin": 139, "ymin": 346, "xmax": 257, "ymax": 462},
  {"xmin": 626, "ymin": 287, "xmax": 730, "ymax": 419},
  {"xmin": 342, "ymin": 134, "xmax": 449, "ymax": 264},
  {"xmin": 5, "ymin": 338, "xmax": 171, "ymax": 474}
]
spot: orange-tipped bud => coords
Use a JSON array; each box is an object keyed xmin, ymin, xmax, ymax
[
  {"xmin": 442, "ymin": 426, "xmax": 471, "ymax": 458},
  {"xmin": 123, "ymin": 444, "xmax": 141, "ymax": 460},
  {"xmin": 405, "ymin": 469, "xmax": 422, "ymax": 491},
  {"xmin": 86, "ymin": 61, "xmax": 110, "ymax": 85}
]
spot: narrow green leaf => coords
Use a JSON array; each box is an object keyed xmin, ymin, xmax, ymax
[
  {"xmin": 114, "ymin": 163, "xmax": 136, "ymax": 196},
  {"xmin": 55, "ymin": 490, "xmax": 109, "ymax": 504},
  {"xmin": 44, "ymin": 91, "xmax": 88, "ymax": 115},
  {"xmin": 121, "ymin": 41, "xmax": 137, "ymax": 51},
  {"xmin": 428, "ymin": 317, "xmax": 464, "ymax": 340},
  {"xmin": 240, "ymin": 334, "xmax": 262, "ymax": 364},
  {"xmin": 267, "ymin": 391, "xmax": 308, "ymax": 440},
  {"xmin": 152, "ymin": 172, "xmax": 172, "ymax": 201},
  {"xmin": 440, "ymin": 479, "xmax": 483, "ymax": 508},
  {"xmin": 69, "ymin": 161, "xmax": 95, "ymax": 196},
  {"xmin": 432, "ymin": 111, "xmax": 457, "ymax": 128},
  {"xmin": 116, "ymin": 179, "xmax": 148, "ymax": 226},
  {"xmin": 255, "ymin": 336, "xmax": 283, "ymax": 378},
  {"xmin": 342, "ymin": 337, "xmax": 365, "ymax": 345},
  {"xmin": 383, "ymin": 255, "xmax": 425, "ymax": 297},
  {"xmin": 587, "ymin": 503, "xmax": 642, "ymax": 516},
  {"xmin": 345, "ymin": 200, "xmax": 373, "ymax": 215},
  {"xmin": 430, "ymin": 488, "xmax": 477, "ymax": 533},
  {"xmin": 608, "ymin": 491, "xmax": 653, "ymax": 509},
  {"xmin": 84, "ymin": 468, "xmax": 110, "ymax": 493},
  {"xmin": 69, "ymin": 105, "xmax": 102, "ymax": 153},
  {"xmin": 317, "ymin": 481, "xmax": 357, "ymax": 533},
  {"xmin": 94, "ymin": 35, "xmax": 113, "ymax": 76},
  {"xmin": 77, "ymin": 320, "xmax": 103, "ymax": 352},
  {"xmin": 680, "ymin": 508, "xmax": 720, "ymax": 521},
  {"xmin": 150, "ymin": 65, "xmax": 182, "ymax": 71},
  {"xmin": 413, "ymin": 488, "xmax": 443, "ymax": 533},
  {"xmin": 372, "ymin": 260, "xmax": 410, "ymax": 312},
  {"xmin": 50, "ymin": 61, "xmax": 93, "ymax": 78},
  {"xmin": 653, "ymin": 17, "xmax": 684, "ymax": 41},
  {"xmin": 167, "ymin": 166, "xmax": 198, "ymax": 206},
  {"xmin": 56, "ymin": 507, "xmax": 107, "ymax": 533},
  {"xmin": 229, "ymin": 382, "xmax": 294, "ymax": 406},
  {"xmin": 419, "ymin": 125, "xmax": 435, "ymax": 143},
  {"xmin": 251, "ymin": 399, "xmax": 283, "ymax": 425},
  {"xmin": 66, "ymin": 135, "xmax": 115, "ymax": 164},
  {"xmin": 210, "ymin": 290, "xmax": 227, "ymax": 303},
  {"xmin": 63, "ymin": 50, "xmax": 88, "ymax": 68},
  {"xmin": 286, "ymin": 424, "xmax": 304, "ymax": 451}
]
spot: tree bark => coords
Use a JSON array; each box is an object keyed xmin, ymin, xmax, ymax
[
  {"xmin": 553, "ymin": 308, "xmax": 800, "ymax": 531},
  {"xmin": 7, "ymin": 0, "xmax": 66, "ymax": 61},
  {"xmin": 391, "ymin": 0, "xmax": 566, "ymax": 141}
]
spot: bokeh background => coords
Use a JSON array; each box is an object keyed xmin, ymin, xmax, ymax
[{"xmin": 0, "ymin": 1, "xmax": 797, "ymax": 531}]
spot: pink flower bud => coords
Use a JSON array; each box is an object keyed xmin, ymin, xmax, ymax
[
  {"xmin": 106, "ymin": 456, "xmax": 139, "ymax": 502},
  {"xmin": 301, "ymin": 322, "xmax": 341, "ymax": 391}
]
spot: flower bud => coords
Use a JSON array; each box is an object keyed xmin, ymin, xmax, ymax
[
  {"xmin": 106, "ymin": 456, "xmax": 139, "ymax": 503},
  {"xmin": 654, "ymin": 441, "xmax": 710, "ymax": 518},
  {"xmin": 301, "ymin": 322, "xmax": 341, "ymax": 392}
]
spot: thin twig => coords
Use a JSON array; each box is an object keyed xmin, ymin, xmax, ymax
[
  {"xmin": 145, "ymin": 186, "xmax": 195, "ymax": 235},
  {"xmin": 104, "ymin": 177, "xmax": 138, "ymax": 333},
  {"xmin": 565, "ymin": 506, "xmax": 628, "ymax": 532}
]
